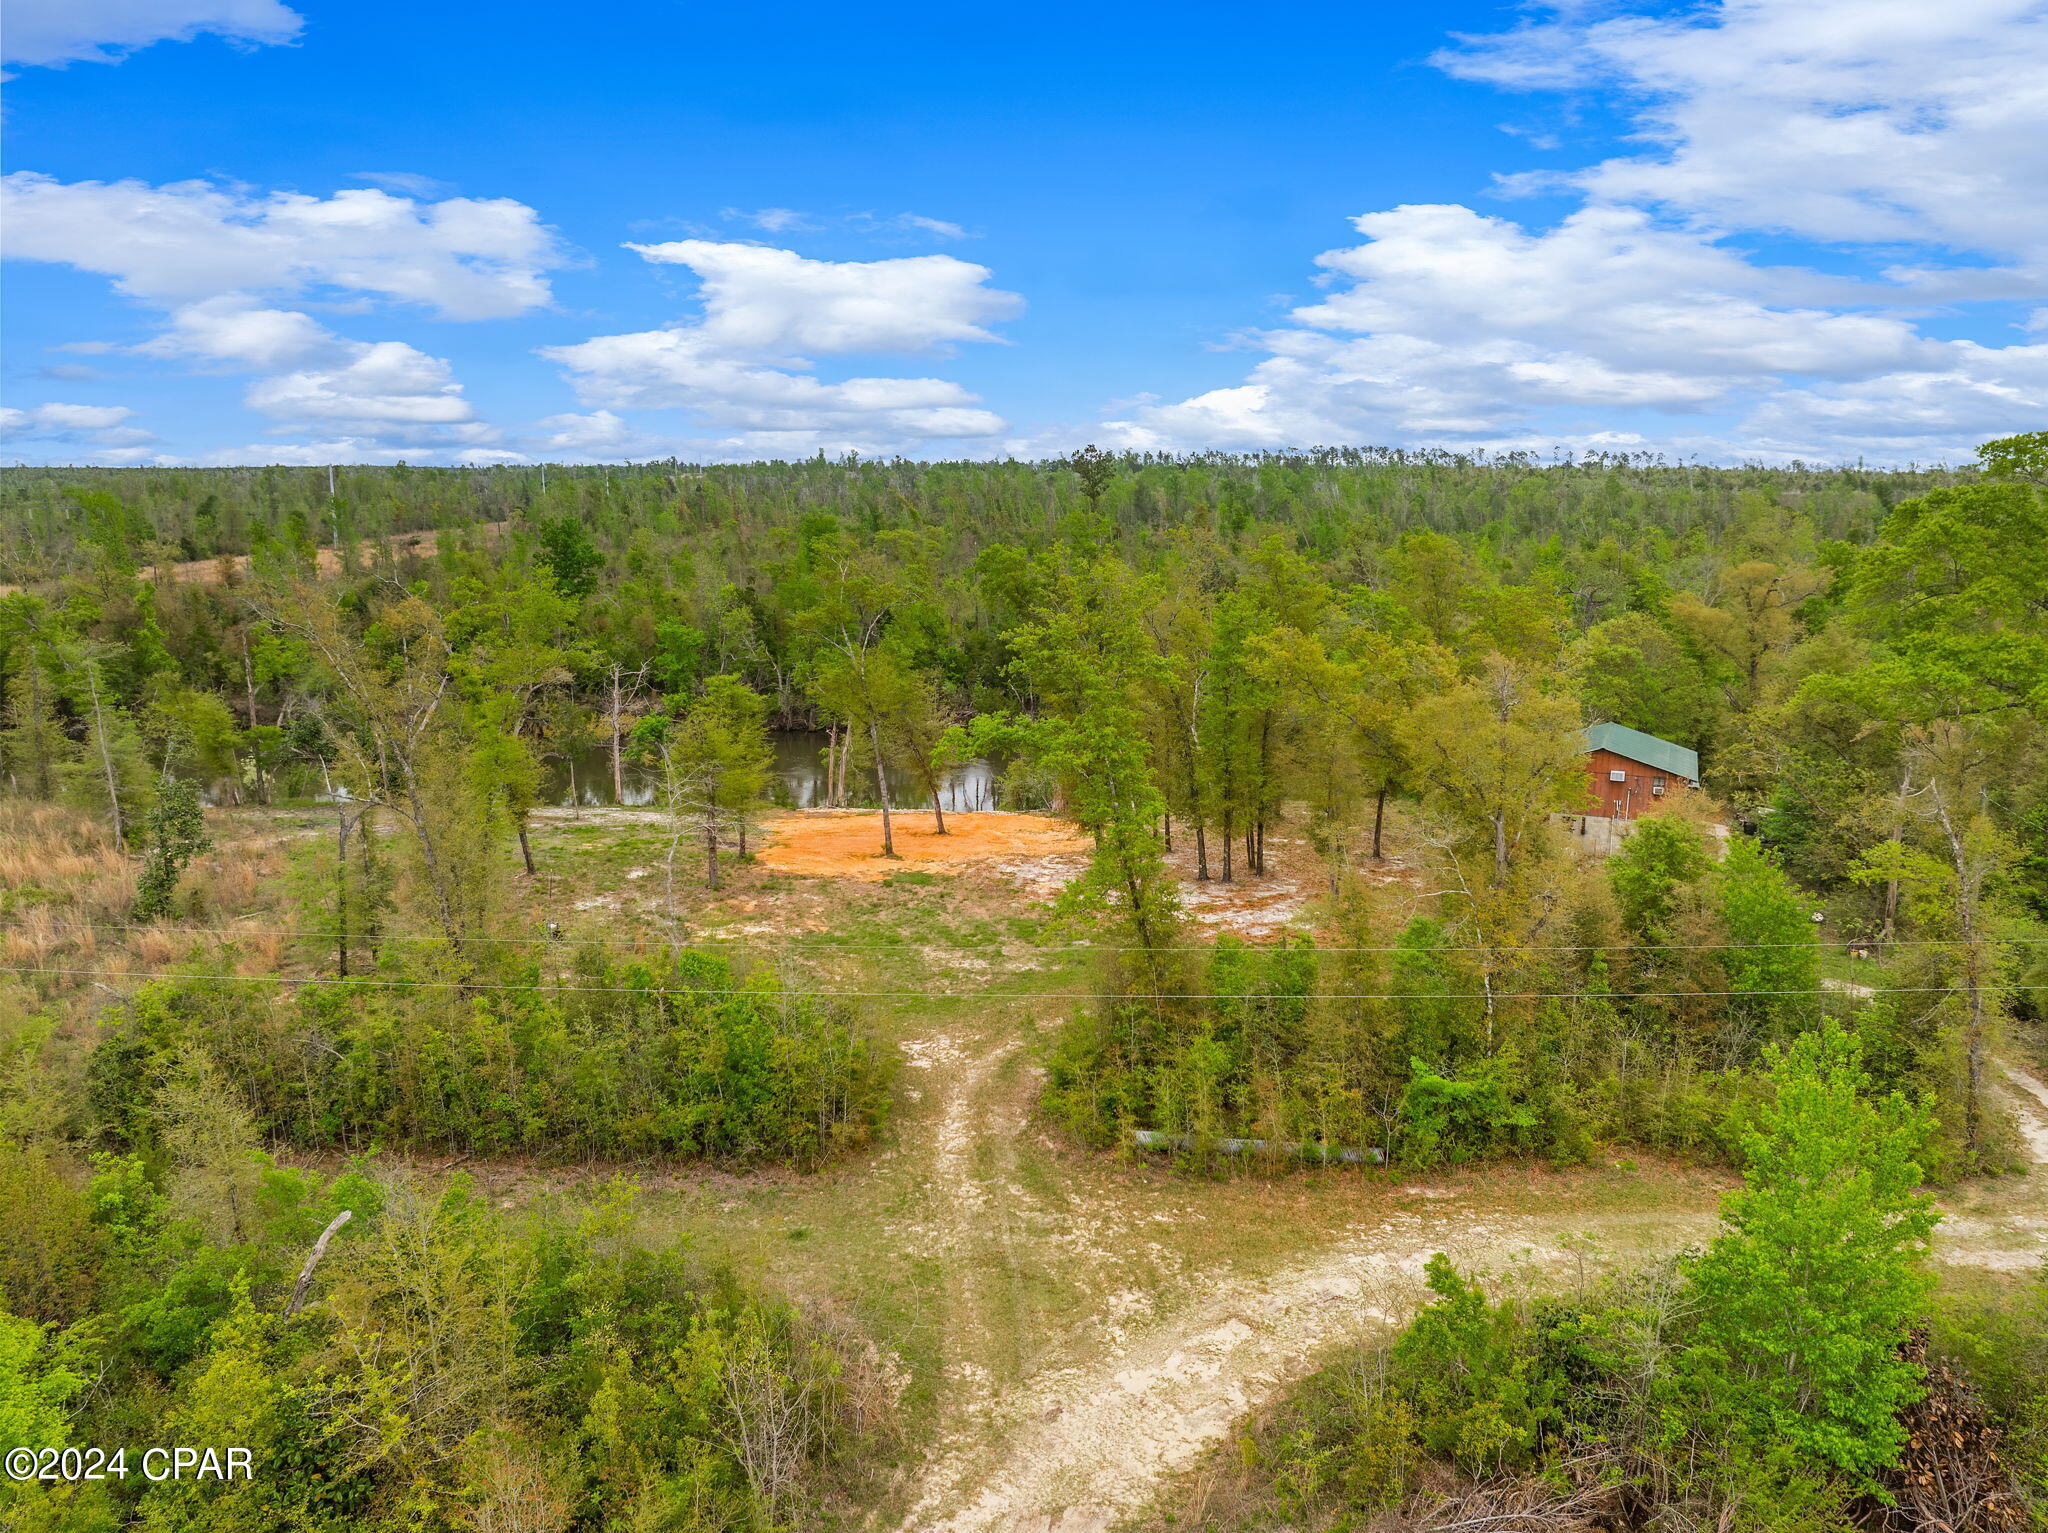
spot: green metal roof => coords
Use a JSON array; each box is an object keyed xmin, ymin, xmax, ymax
[{"xmin": 1583, "ymin": 722, "xmax": 1699, "ymax": 781}]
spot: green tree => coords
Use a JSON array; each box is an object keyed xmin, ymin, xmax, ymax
[
  {"xmin": 0, "ymin": 1309, "xmax": 85, "ymax": 1452},
  {"xmin": 1576, "ymin": 612, "xmax": 1725, "ymax": 757},
  {"xmin": 535, "ymin": 514, "xmax": 604, "ymax": 600},
  {"xmin": 66, "ymin": 644, "xmax": 153, "ymax": 846},
  {"xmin": 809, "ymin": 644, "xmax": 920, "ymax": 857},
  {"xmin": 1607, "ymin": 814, "xmax": 1712, "ymax": 942},
  {"xmin": 0, "ymin": 658, "xmax": 75, "ymax": 801},
  {"xmin": 1684, "ymin": 1022, "xmax": 1938, "ymax": 1476},
  {"xmin": 1839, "ymin": 453, "xmax": 2048, "ymax": 722},
  {"xmin": 131, "ymin": 779, "xmax": 211, "ymax": 923},
  {"xmin": 658, "ymin": 676, "xmax": 773, "ymax": 892},
  {"xmin": 1714, "ymin": 835, "xmax": 1819, "ymax": 1043},
  {"xmin": 1009, "ymin": 559, "xmax": 1184, "ymax": 985},
  {"xmin": 1398, "ymin": 658, "xmax": 1585, "ymax": 888},
  {"xmin": 1390, "ymin": 1254, "xmax": 1553, "ymax": 1474}
]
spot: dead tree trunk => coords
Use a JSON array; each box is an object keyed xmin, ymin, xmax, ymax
[
  {"xmin": 86, "ymin": 663, "xmax": 124, "ymax": 846},
  {"xmin": 284, "ymin": 1210, "xmax": 353, "ymax": 1318}
]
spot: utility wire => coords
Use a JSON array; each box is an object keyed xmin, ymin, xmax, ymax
[
  {"xmin": 2, "ymin": 963, "xmax": 2037, "ymax": 1004},
  {"xmin": 9, "ymin": 920, "xmax": 2039, "ymax": 957}
]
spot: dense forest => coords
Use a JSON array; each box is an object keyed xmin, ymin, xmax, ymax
[{"xmin": 1, "ymin": 439, "xmax": 2045, "ymax": 1529}]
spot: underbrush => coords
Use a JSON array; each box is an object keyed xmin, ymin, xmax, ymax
[
  {"xmin": 1048, "ymin": 824, "xmax": 2025, "ymax": 1180},
  {"xmin": 1169, "ymin": 1266, "xmax": 2044, "ymax": 1533},
  {"xmin": 73, "ymin": 945, "xmax": 895, "ymax": 1164},
  {"xmin": 1, "ymin": 1137, "xmax": 901, "ymax": 1532}
]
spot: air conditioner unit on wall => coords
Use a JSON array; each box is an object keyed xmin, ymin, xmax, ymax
[{"xmin": 1609, "ymin": 769, "xmax": 1627, "ymax": 782}]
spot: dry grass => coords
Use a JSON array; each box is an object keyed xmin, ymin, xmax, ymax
[
  {"xmin": 233, "ymin": 930, "xmax": 290, "ymax": 976},
  {"xmin": 1, "ymin": 908, "xmax": 64, "ymax": 968},
  {"xmin": 0, "ymin": 799, "xmax": 292, "ymax": 989},
  {"xmin": 0, "ymin": 801, "xmax": 136, "ymax": 921},
  {"xmin": 194, "ymin": 849, "xmax": 274, "ymax": 912}
]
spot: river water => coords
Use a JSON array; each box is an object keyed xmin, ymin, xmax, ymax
[{"xmin": 539, "ymin": 729, "xmax": 1002, "ymax": 811}]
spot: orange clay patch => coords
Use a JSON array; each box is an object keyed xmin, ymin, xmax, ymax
[{"xmin": 756, "ymin": 810, "xmax": 1091, "ymax": 881}]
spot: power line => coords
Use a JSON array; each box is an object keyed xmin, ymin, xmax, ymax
[
  {"xmin": 2, "ymin": 963, "xmax": 2037, "ymax": 1004},
  {"xmin": 8, "ymin": 919, "xmax": 2040, "ymax": 957}
]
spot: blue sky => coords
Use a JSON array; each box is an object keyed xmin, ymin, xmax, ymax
[{"xmin": 3, "ymin": 0, "xmax": 2044, "ymax": 466}]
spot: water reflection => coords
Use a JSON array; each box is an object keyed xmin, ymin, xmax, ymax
[{"xmin": 539, "ymin": 730, "xmax": 1000, "ymax": 811}]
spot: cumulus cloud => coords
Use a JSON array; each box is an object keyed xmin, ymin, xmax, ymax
[
  {"xmin": 1, "ymin": 174, "xmax": 563, "ymax": 461},
  {"xmin": 537, "ymin": 240, "xmax": 1019, "ymax": 455},
  {"xmin": 1436, "ymin": 0, "xmax": 2048, "ymax": 268},
  {"xmin": 624, "ymin": 240, "xmax": 1019, "ymax": 356},
  {"xmin": 244, "ymin": 341, "xmax": 488, "ymax": 443},
  {"xmin": 2, "ymin": 0, "xmax": 301, "ymax": 68},
  {"xmin": 0, "ymin": 402, "xmax": 157, "ymax": 461},
  {"xmin": 528, "ymin": 410, "xmax": 664, "ymax": 453},
  {"xmin": 542, "ymin": 329, "xmax": 1003, "ymax": 442},
  {"xmin": 115, "ymin": 294, "xmax": 491, "ymax": 450},
  {"xmin": 1, "ymin": 174, "xmax": 564, "ymax": 320},
  {"xmin": 1111, "ymin": 0, "xmax": 2048, "ymax": 464},
  {"xmin": 137, "ymin": 294, "xmax": 339, "ymax": 369}
]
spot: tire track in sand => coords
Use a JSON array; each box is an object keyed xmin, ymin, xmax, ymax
[
  {"xmin": 900, "ymin": 1203, "xmax": 1720, "ymax": 1533},
  {"xmin": 893, "ymin": 1043, "xmax": 2048, "ymax": 1533}
]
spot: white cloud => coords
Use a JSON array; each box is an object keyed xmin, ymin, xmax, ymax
[
  {"xmin": 894, "ymin": 214, "xmax": 968, "ymax": 240},
  {"xmin": 0, "ymin": 402, "xmax": 157, "ymax": 460},
  {"xmin": 1298, "ymin": 205, "xmax": 1934, "ymax": 384},
  {"xmin": 1437, "ymin": 0, "xmax": 2048, "ymax": 268},
  {"xmin": 537, "ymin": 240, "xmax": 1019, "ymax": 456},
  {"xmin": 722, "ymin": 207, "xmax": 817, "ymax": 234},
  {"xmin": 138, "ymin": 294, "xmax": 339, "ymax": 369},
  {"xmin": 542, "ymin": 329, "xmax": 1003, "ymax": 439},
  {"xmin": 1, "ymin": 0, "xmax": 301, "ymax": 68},
  {"xmin": 1, "ymin": 173, "xmax": 564, "ymax": 320},
  {"xmin": 532, "ymin": 410, "xmax": 681, "ymax": 458},
  {"xmin": 1739, "ymin": 342, "xmax": 2048, "ymax": 455},
  {"xmin": 1, "ymin": 174, "xmax": 561, "ymax": 461},
  {"xmin": 187, "ymin": 439, "xmax": 425, "ymax": 466},
  {"xmin": 623, "ymin": 240, "xmax": 1020, "ymax": 356},
  {"xmin": 1112, "ymin": 0, "xmax": 2048, "ymax": 464},
  {"xmin": 244, "ymin": 341, "xmax": 485, "ymax": 443},
  {"xmin": 118, "ymin": 294, "xmax": 492, "ymax": 452}
]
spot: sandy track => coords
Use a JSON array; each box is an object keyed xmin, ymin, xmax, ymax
[
  {"xmin": 888, "ymin": 1023, "xmax": 1717, "ymax": 1533},
  {"xmin": 899, "ymin": 1202, "xmax": 1716, "ymax": 1533},
  {"xmin": 2002, "ymin": 1060, "xmax": 2048, "ymax": 1166},
  {"xmin": 889, "ymin": 1043, "xmax": 2048, "ymax": 1533}
]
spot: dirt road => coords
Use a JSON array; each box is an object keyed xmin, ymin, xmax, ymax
[{"xmin": 887, "ymin": 1037, "xmax": 2048, "ymax": 1533}]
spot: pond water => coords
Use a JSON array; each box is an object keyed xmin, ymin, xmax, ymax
[{"xmin": 539, "ymin": 729, "xmax": 1002, "ymax": 811}]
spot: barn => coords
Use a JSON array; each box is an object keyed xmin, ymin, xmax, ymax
[{"xmin": 1581, "ymin": 722, "xmax": 1700, "ymax": 822}]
